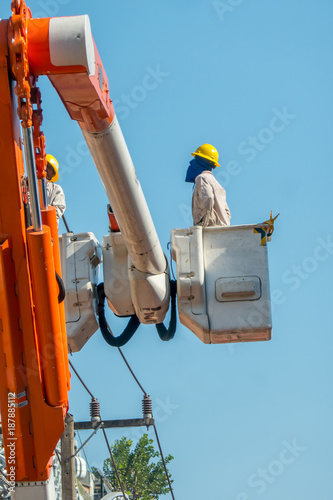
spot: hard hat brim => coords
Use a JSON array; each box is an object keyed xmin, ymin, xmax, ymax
[
  {"xmin": 191, "ymin": 152, "xmax": 220, "ymax": 167},
  {"xmin": 51, "ymin": 171, "xmax": 59, "ymax": 183}
]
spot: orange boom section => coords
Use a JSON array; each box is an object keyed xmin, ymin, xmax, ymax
[
  {"xmin": 42, "ymin": 207, "xmax": 71, "ymax": 391},
  {"xmin": 26, "ymin": 226, "xmax": 68, "ymax": 408},
  {"xmin": 27, "ymin": 16, "xmax": 115, "ymax": 133},
  {"xmin": 27, "ymin": 17, "xmax": 88, "ymax": 75}
]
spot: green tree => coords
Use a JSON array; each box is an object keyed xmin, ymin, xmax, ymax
[{"xmin": 101, "ymin": 434, "xmax": 173, "ymax": 500}]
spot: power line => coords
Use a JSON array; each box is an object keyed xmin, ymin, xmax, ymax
[
  {"xmin": 102, "ymin": 427, "xmax": 127, "ymax": 500},
  {"xmin": 69, "ymin": 360, "xmax": 126, "ymax": 497},
  {"xmin": 69, "ymin": 357, "xmax": 176, "ymax": 499},
  {"xmin": 115, "ymin": 348, "xmax": 176, "ymax": 499},
  {"xmin": 117, "ymin": 345, "xmax": 147, "ymax": 395},
  {"xmin": 69, "ymin": 359, "xmax": 95, "ymax": 399},
  {"xmin": 153, "ymin": 424, "xmax": 175, "ymax": 500},
  {"xmin": 76, "ymin": 430, "xmax": 92, "ymax": 474}
]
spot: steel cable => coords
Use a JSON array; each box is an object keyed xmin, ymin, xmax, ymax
[
  {"xmin": 70, "ymin": 354, "xmax": 175, "ymax": 498},
  {"xmin": 69, "ymin": 360, "xmax": 127, "ymax": 497},
  {"xmin": 153, "ymin": 424, "xmax": 175, "ymax": 500},
  {"xmin": 69, "ymin": 359, "xmax": 95, "ymax": 399},
  {"xmin": 115, "ymin": 348, "xmax": 176, "ymax": 498},
  {"xmin": 117, "ymin": 346, "xmax": 147, "ymax": 395},
  {"xmin": 102, "ymin": 428, "xmax": 127, "ymax": 500}
]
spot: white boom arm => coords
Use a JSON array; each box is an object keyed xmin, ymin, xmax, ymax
[
  {"xmin": 81, "ymin": 116, "xmax": 166, "ymax": 275},
  {"xmin": 27, "ymin": 15, "xmax": 170, "ymax": 324}
]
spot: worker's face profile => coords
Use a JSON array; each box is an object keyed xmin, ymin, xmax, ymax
[
  {"xmin": 185, "ymin": 159, "xmax": 208, "ymax": 183},
  {"xmin": 46, "ymin": 163, "xmax": 55, "ymax": 181}
]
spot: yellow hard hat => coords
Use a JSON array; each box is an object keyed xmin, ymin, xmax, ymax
[
  {"xmin": 191, "ymin": 143, "xmax": 220, "ymax": 167},
  {"xmin": 46, "ymin": 154, "xmax": 59, "ymax": 182}
]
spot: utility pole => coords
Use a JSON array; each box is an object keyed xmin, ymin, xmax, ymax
[{"xmin": 61, "ymin": 413, "xmax": 76, "ymax": 500}]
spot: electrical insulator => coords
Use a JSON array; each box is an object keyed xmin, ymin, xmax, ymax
[
  {"xmin": 90, "ymin": 397, "xmax": 101, "ymax": 427},
  {"xmin": 142, "ymin": 394, "xmax": 152, "ymax": 419}
]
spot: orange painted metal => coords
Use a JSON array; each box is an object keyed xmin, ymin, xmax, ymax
[
  {"xmin": 42, "ymin": 207, "xmax": 71, "ymax": 390},
  {"xmin": 26, "ymin": 17, "xmax": 115, "ymax": 133},
  {"xmin": 9, "ymin": 0, "xmax": 33, "ymax": 128},
  {"xmin": 0, "ymin": 237, "xmax": 35, "ymax": 481},
  {"xmin": 27, "ymin": 17, "xmax": 88, "ymax": 76},
  {"xmin": 108, "ymin": 205, "xmax": 120, "ymax": 232},
  {"xmin": 0, "ymin": 14, "xmax": 68, "ymax": 482},
  {"xmin": 32, "ymin": 86, "xmax": 47, "ymax": 180},
  {"xmin": 47, "ymin": 39, "xmax": 115, "ymax": 132},
  {"xmin": 10, "ymin": 4, "xmax": 48, "ymax": 180},
  {"xmin": 27, "ymin": 226, "xmax": 68, "ymax": 408}
]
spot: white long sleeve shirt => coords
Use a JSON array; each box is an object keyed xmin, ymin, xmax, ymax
[
  {"xmin": 192, "ymin": 171, "xmax": 231, "ymax": 227},
  {"xmin": 47, "ymin": 182, "xmax": 66, "ymax": 220}
]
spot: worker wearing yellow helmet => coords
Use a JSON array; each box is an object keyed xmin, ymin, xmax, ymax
[
  {"xmin": 185, "ymin": 143, "xmax": 231, "ymax": 227},
  {"xmin": 46, "ymin": 154, "xmax": 66, "ymax": 220}
]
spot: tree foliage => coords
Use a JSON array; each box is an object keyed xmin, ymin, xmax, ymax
[{"xmin": 101, "ymin": 434, "xmax": 173, "ymax": 500}]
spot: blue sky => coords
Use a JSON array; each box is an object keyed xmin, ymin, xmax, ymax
[{"xmin": 4, "ymin": 0, "xmax": 333, "ymax": 498}]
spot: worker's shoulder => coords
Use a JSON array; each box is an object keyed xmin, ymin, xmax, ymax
[
  {"xmin": 49, "ymin": 182, "xmax": 64, "ymax": 194},
  {"xmin": 195, "ymin": 171, "xmax": 214, "ymax": 184},
  {"xmin": 196, "ymin": 171, "xmax": 224, "ymax": 188},
  {"xmin": 198, "ymin": 171, "xmax": 226, "ymax": 193}
]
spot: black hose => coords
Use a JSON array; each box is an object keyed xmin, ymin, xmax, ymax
[
  {"xmin": 62, "ymin": 214, "xmax": 71, "ymax": 233},
  {"xmin": 55, "ymin": 271, "xmax": 66, "ymax": 303},
  {"xmin": 97, "ymin": 283, "xmax": 140, "ymax": 347},
  {"xmin": 23, "ymin": 201, "xmax": 32, "ymax": 228},
  {"xmin": 155, "ymin": 280, "xmax": 177, "ymax": 341}
]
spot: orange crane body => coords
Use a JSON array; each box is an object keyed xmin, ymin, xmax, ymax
[
  {"xmin": 0, "ymin": 14, "xmax": 69, "ymax": 482},
  {"xmin": 0, "ymin": 3, "xmax": 119, "ymax": 484},
  {"xmin": 0, "ymin": 8, "xmax": 114, "ymax": 484}
]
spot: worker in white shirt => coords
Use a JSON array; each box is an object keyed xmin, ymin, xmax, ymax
[
  {"xmin": 185, "ymin": 143, "xmax": 231, "ymax": 227},
  {"xmin": 45, "ymin": 154, "xmax": 66, "ymax": 220}
]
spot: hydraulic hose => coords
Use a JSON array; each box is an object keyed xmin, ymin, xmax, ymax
[
  {"xmin": 97, "ymin": 283, "xmax": 140, "ymax": 347},
  {"xmin": 55, "ymin": 271, "xmax": 66, "ymax": 303},
  {"xmin": 23, "ymin": 200, "xmax": 32, "ymax": 228},
  {"xmin": 155, "ymin": 280, "xmax": 177, "ymax": 341}
]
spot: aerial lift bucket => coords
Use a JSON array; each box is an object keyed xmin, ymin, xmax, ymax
[{"xmin": 172, "ymin": 224, "xmax": 272, "ymax": 344}]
